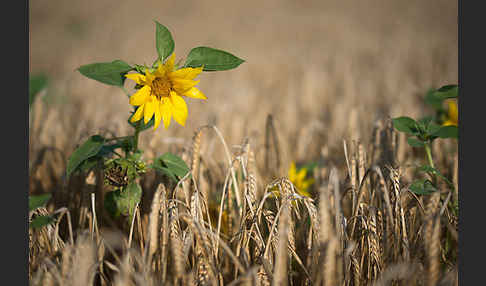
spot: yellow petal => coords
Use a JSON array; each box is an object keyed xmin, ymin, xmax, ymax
[
  {"xmin": 144, "ymin": 70, "xmax": 155, "ymax": 85},
  {"xmin": 129, "ymin": 85, "xmax": 151, "ymax": 106},
  {"xmin": 183, "ymin": 87, "xmax": 207, "ymax": 100},
  {"xmin": 125, "ymin": 73, "xmax": 147, "ymax": 85},
  {"xmin": 160, "ymin": 97, "xmax": 172, "ymax": 129},
  {"xmin": 288, "ymin": 162, "xmax": 297, "ymax": 180},
  {"xmin": 172, "ymin": 78, "xmax": 200, "ymax": 94},
  {"xmin": 165, "ymin": 53, "xmax": 176, "ymax": 72},
  {"xmin": 143, "ymin": 97, "xmax": 156, "ymax": 124},
  {"xmin": 131, "ymin": 105, "xmax": 145, "ymax": 122},
  {"xmin": 169, "ymin": 66, "xmax": 203, "ymax": 80},
  {"xmin": 443, "ymin": 120, "xmax": 456, "ymax": 127},
  {"xmin": 153, "ymin": 100, "xmax": 162, "ymax": 130},
  {"xmin": 448, "ymin": 100, "xmax": 458, "ymax": 124},
  {"xmin": 297, "ymin": 168, "xmax": 307, "ymax": 182},
  {"xmin": 170, "ymin": 93, "xmax": 188, "ymax": 126},
  {"xmin": 302, "ymin": 178, "xmax": 315, "ymax": 190},
  {"xmin": 153, "ymin": 60, "xmax": 165, "ymax": 77}
]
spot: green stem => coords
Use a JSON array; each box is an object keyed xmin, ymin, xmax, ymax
[{"xmin": 424, "ymin": 141, "xmax": 435, "ymax": 168}]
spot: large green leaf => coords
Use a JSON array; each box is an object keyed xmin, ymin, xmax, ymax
[
  {"xmin": 66, "ymin": 135, "xmax": 106, "ymax": 177},
  {"xmin": 78, "ymin": 60, "xmax": 133, "ymax": 86},
  {"xmin": 426, "ymin": 122, "xmax": 442, "ymax": 136},
  {"xmin": 184, "ymin": 46, "xmax": 244, "ymax": 71},
  {"xmin": 104, "ymin": 182, "xmax": 142, "ymax": 219},
  {"xmin": 29, "ymin": 74, "xmax": 48, "ymax": 108},
  {"xmin": 392, "ymin": 117, "xmax": 419, "ymax": 135},
  {"xmin": 407, "ymin": 137, "xmax": 425, "ymax": 148},
  {"xmin": 431, "ymin": 126, "xmax": 458, "ymax": 139},
  {"xmin": 155, "ymin": 21, "xmax": 175, "ymax": 62},
  {"xmin": 152, "ymin": 152, "xmax": 190, "ymax": 182},
  {"xmin": 29, "ymin": 194, "xmax": 52, "ymax": 211},
  {"xmin": 434, "ymin": 85, "xmax": 458, "ymax": 99}
]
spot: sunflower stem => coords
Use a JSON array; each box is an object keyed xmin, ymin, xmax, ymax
[{"xmin": 424, "ymin": 141, "xmax": 435, "ymax": 169}]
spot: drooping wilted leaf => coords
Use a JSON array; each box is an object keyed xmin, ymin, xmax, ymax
[
  {"xmin": 66, "ymin": 135, "xmax": 106, "ymax": 177},
  {"xmin": 152, "ymin": 152, "xmax": 190, "ymax": 183}
]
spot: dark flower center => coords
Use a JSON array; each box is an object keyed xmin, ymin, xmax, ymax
[{"xmin": 151, "ymin": 77, "xmax": 171, "ymax": 99}]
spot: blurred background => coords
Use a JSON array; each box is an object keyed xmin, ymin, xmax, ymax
[{"xmin": 29, "ymin": 0, "xmax": 457, "ymax": 193}]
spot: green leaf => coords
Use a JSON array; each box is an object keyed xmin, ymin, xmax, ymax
[
  {"xmin": 128, "ymin": 150, "xmax": 144, "ymax": 162},
  {"xmin": 75, "ymin": 143, "xmax": 120, "ymax": 174},
  {"xmin": 155, "ymin": 21, "xmax": 175, "ymax": 62},
  {"xmin": 152, "ymin": 153, "xmax": 190, "ymax": 183},
  {"xmin": 66, "ymin": 135, "xmax": 106, "ymax": 177},
  {"xmin": 418, "ymin": 116, "xmax": 433, "ymax": 128},
  {"xmin": 29, "ymin": 194, "xmax": 52, "ymax": 211},
  {"xmin": 424, "ymin": 88, "xmax": 445, "ymax": 110},
  {"xmin": 418, "ymin": 165, "xmax": 436, "ymax": 174},
  {"xmin": 29, "ymin": 74, "xmax": 48, "ymax": 108},
  {"xmin": 104, "ymin": 191, "xmax": 122, "ymax": 218},
  {"xmin": 418, "ymin": 165, "xmax": 453, "ymax": 187},
  {"xmin": 435, "ymin": 85, "xmax": 458, "ymax": 99},
  {"xmin": 392, "ymin": 117, "xmax": 419, "ymax": 135},
  {"xmin": 78, "ymin": 60, "xmax": 133, "ymax": 86},
  {"xmin": 409, "ymin": 179, "xmax": 438, "ymax": 195},
  {"xmin": 76, "ymin": 157, "xmax": 101, "ymax": 173},
  {"xmin": 426, "ymin": 122, "xmax": 442, "ymax": 135},
  {"xmin": 30, "ymin": 215, "xmax": 54, "ymax": 229},
  {"xmin": 431, "ymin": 126, "xmax": 458, "ymax": 139},
  {"xmin": 407, "ymin": 137, "xmax": 425, "ymax": 148},
  {"xmin": 184, "ymin": 46, "xmax": 245, "ymax": 71},
  {"xmin": 300, "ymin": 162, "xmax": 318, "ymax": 173},
  {"xmin": 104, "ymin": 182, "xmax": 142, "ymax": 219}
]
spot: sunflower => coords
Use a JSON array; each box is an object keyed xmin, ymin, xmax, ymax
[
  {"xmin": 125, "ymin": 53, "xmax": 206, "ymax": 130},
  {"xmin": 288, "ymin": 162, "xmax": 315, "ymax": 197},
  {"xmin": 442, "ymin": 100, "xmax": 458, "ymax": 127}
]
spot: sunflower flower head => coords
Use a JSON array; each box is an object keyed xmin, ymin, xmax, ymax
[
  {"xmin": 125, "ymin": 53, "xmax": 206, "ymax": 130},
  {"xmin": 288, "ymin": 161, "xmax": 315, "ymax": 198},
  {"xmin": 442, "ymin": 100, "xmax": 458, "ymax": 127}
]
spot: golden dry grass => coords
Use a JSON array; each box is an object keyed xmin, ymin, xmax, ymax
[{"xmin": 29, "ymin": 0, "xmax": 458, "ymax": 285}]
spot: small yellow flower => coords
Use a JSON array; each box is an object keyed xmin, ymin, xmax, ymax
[
  {"xmin": 125, "ymin": 53, "xmax": 206, "ymax": 130},
  {"xmin": 442, "ymin": 100, "xmax": 458, "ymax": 127},
  {"xmin": 288, "ymin": 162, "xmax": 315, "ymax": 197}
]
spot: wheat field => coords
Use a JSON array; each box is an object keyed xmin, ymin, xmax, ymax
[{"xmin": 29, "ymin": 0, "xmax": 458, "ymax": 285}]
